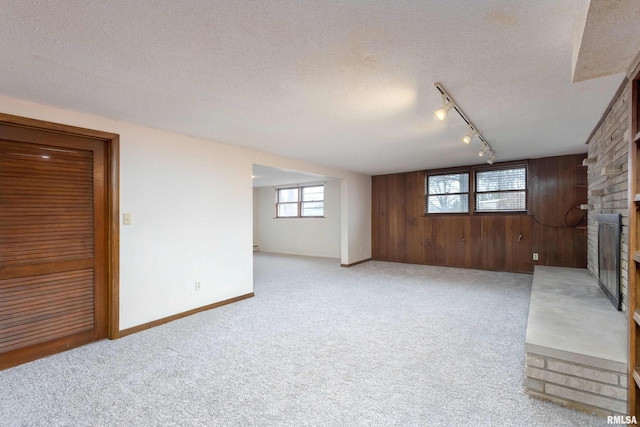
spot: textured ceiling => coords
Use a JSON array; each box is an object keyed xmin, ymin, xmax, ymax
[
  {"xmin": 0, "ymin": 1, "xmax": 628, "ymax": 176},
  {"xmin": 572, "ymin": 0, "xmax": 640, "ymax": 82},
  {"xmin": 252, "ymin": 164, "xmax": 329, "ymax": 188}
]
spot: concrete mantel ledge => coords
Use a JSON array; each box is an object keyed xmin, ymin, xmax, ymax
[{"xmin": 524, "ymin": 265, "xmax": 628, "ymax": 415}]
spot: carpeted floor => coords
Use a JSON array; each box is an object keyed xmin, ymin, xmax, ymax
[{"xmin": 0, "ymin": 253, "xmax": 608, "ymax": 426}]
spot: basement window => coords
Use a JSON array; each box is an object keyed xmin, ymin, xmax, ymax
[
  {"xmin": 475, "ymin": 166, "xmax": 527, "ymax": 212},
  {"xmin": 276, "ymin": 185, "xmax": 324, "ymax": 218},
  {"xmin": 425, "ymin": 172, "xmax": 470, "ymax": 213}
]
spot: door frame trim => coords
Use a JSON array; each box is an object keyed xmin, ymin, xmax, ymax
[{"xmin": 0, "ymin": 113, "xmax": 120, "ymax": 339}]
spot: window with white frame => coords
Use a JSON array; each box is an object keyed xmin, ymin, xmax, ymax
[
  {"xmin": 475, "ymin": 167, "xmax": 527, "ymax": 212},
  {"xmin": 276, "ymin": 185, "xmax": 324, "ymax": 218},
  {"xmin": 425, "ymin": 172, "xmax": 470, "ymax": 213}
]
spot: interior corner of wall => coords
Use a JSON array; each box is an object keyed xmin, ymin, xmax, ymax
[{"xmin": 629, "ymin": 48, "xmax": 640, "ymax": 78}]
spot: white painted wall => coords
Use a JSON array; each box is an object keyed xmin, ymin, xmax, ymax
[
  {"xmin": 248, "ymin": 154, "xmax": 371, "ymax": 266},
  {"xmin": 342, "ymin": 175, "xmax": 373, "ymax": 264},
  {"xmin": 253, "ymin": 180, "xmax": 341, "ymax": 258},
  {"xmin": 117, "ymin": 131, "xmax": 254, "ymax": 329},
  {"xmin": 253, "ymin": 189, "xmax": 260, "ymax": 246},
  {"xmin": 0, "ymin": 95, "xmax": 371, "ymax": 330}
]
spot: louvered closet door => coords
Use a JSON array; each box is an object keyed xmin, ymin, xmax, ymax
[{"xmin": 0, "ymin": 125, "xmax": 107, "ymax": 368}]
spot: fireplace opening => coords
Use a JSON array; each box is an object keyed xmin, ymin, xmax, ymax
[{"xmin": 597, "ymin": 214, "xmax": 622, "ymax": 311}]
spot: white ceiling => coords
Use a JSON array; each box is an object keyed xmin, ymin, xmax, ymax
[
  {"xmin": 572, "ymin": 0, "xmax": 640, "ymax": 82},
  {"xmin": 0, "ymin": 1, "xmax": 633, "ymax": 176},
  {"xmin": 252, "ymin": 164, "xmax": 332, "ymax": 188}
]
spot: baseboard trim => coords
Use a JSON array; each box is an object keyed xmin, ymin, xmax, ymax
[
  {"xmin": 119, "ymin": 292, "xmax": 254, "ymax": 338},
  {"xmin": 340, "ymin": 258, "xmax": 372, "ymax": 267}
]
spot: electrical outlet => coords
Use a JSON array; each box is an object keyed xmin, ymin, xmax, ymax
[
  {"xmin": 195, "ymin": 281, "xmax": 202, "ymax": 291},
  {"xmin": 533, "ymin": 253, "xmax": 539, "ymax": 261}
]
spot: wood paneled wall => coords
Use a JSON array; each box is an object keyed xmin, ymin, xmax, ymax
[{"xmin": 372, "ymin": 154, "xmax": 587, "ymax": 273}]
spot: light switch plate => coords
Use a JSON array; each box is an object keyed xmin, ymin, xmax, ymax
[{"xmin": 123, "ymin": 213, "xmax": 132, "ymax": 225}]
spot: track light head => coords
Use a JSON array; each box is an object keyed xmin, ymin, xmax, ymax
[
  {"xmin": 435, "ymin": 97, "xmax": 454, "ymax": 121},
  {"xmin": 486, "ymin": 153, "xmax": 497, "ymax": 165},
  {"xmin": 462, "ymin": 127, "xmax": 479, "ymax": 144},
  {"xmin": 478, "ymin": 142, "xmax": 489, "ymax": 157}
]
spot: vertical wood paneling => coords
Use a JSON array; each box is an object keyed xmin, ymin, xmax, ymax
[
  {"xmin": 462, "ymin": 217, "xmax": 472, "ymax": 266},
  {"xmin": 445, "ymin": 217, "xmax": 466, "ymax": 267},
  {"xmin": 371, "ymin": 154, "xmax": 587, "ymax": 273},
  {"xmin": 405, "ymin": 172, "xmax": 422, "ymax": 264},
  {"xmin": 398, "ymin": 173, "xmax": 410, "ymax": 263},
  {"xmin": 521, "ymin": 216, "xmax": 534, "ymax": 271},
  {"xmin": 386, "ymin": 174, "xmax": 399, "ymax": 261},
  {"xmin": 422, "ymin": 212, "xmax": 434, "ymax": 265},
  {"xmin": 505, "ymin": 216, "xmax": 518, "ymax": 271},
  {"xmin": 482, "ymin": 216, "xmax": 506, "ymax": 271},
  {"xmin": 557, "ymin": 158, "xmax": 572, "ymax": 265},
  {"xmin": 469, "ymin": 216, "xmax": 482, "ymax": 269}
]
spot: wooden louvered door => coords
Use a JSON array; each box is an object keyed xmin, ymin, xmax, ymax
[{"xmin": 0, "ymin": 124, "xmax": 108, "ymax": 369}]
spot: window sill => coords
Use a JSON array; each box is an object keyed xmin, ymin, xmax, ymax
[
  {"xmin": 423, "ymin": 212, "xmax": 470, "ymax": 216},
  {"xmin": 423, "ymin": 211, "xmax": 529, "ymax": 217},
  {"xmin": 473, "ymin": 210, "xmax": 528, "ymax": 215},
  {"xmin": 273, "ymin": 216, "xmax": 326, "ymax": 219}
]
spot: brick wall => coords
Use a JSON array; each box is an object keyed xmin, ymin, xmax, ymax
[
  {"xmin": 586, "ymin": 84, "xmax": 630, "ymax": 315},
  {"xmin": 525, "ymin": 353, "xmax": 627, "ymax": 415}
]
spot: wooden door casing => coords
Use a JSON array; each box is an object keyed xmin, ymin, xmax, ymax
[{"xmin": 0, "ymin": 115, "xmax": 119, "ymax": 369}]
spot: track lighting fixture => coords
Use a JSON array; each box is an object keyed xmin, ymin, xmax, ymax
[
  {"xmin": 434, "ymin": 83, "xmax": 498, "ymax": 163},
  {"xmin": 462, "ymin": 127, "xmax": 478, "ymax": 144},
  {"xmin": 478, "ymin": 142, "xmax": 489, "ymax": 157},
  {"xmin": 435, "ymin": 95, "xmax": 454, "ymax": 121}
]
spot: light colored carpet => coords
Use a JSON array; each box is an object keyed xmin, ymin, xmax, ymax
[{"xmin": 0, "ymin": 253, "xmax": 607, "ymax": 426}]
